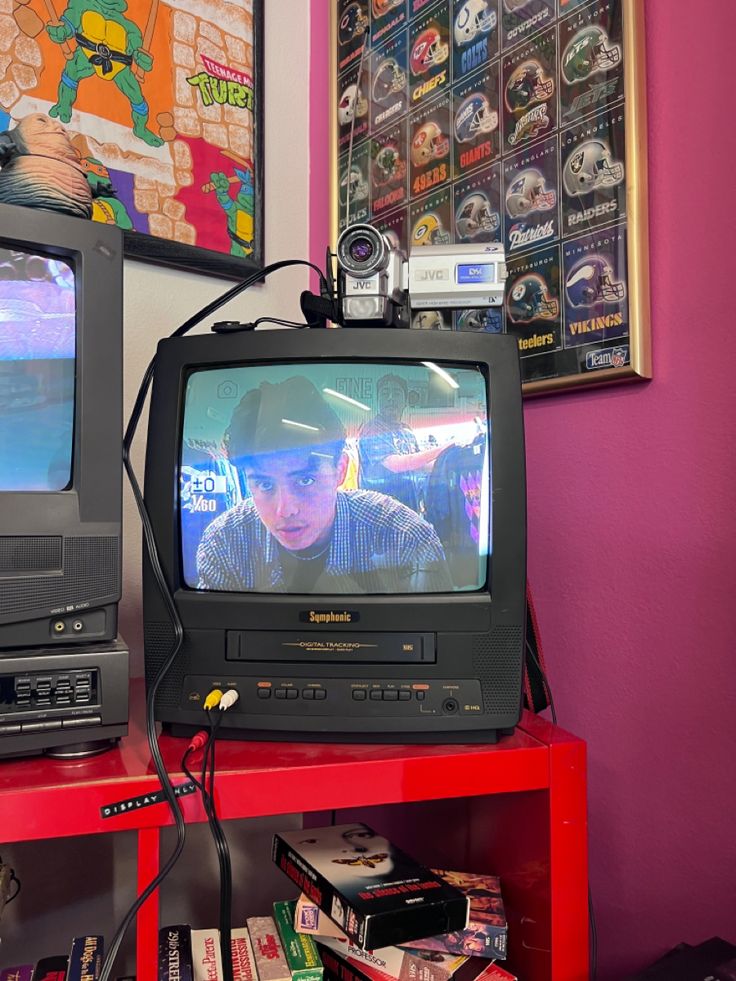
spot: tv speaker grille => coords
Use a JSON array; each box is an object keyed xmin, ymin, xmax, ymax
[
  {"xmin": 472, "ymin": 626, "xmax": 524, "ymax": 715},
  {"xmin": 0, "ymin": 536, "xmax": 120, "ymax": 616},
  {"xmin": 144, "ymin": 620, "xmax": 190, "ymax": 711},
  {"xmin": 0, "ymin": 536, "xmax": 62, "ymax": 575}
]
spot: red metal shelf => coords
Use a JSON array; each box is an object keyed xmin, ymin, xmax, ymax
[{"xmin": 0, "ymin": 682, "xmax": 588, "ymax": 981}]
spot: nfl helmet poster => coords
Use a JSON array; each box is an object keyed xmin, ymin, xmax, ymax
[
  {"xmin": 330, "ymin": 0, "xmax": 650, "ymax": 392},
  {"xmin": 505, "ymin": 244, "xmax": 562, "ymax": 356},
  {"xmin": 503, "ymin": 134, "xmax": 559, "ymax": 257},
  {"xmin": 451, "ymin": 0, "xmax": 500, "ymax": 81},
  {"xmin": 560, "ymin": 108, "xmax": 626, "ymax": 236},
  {"xmin": 409, "ymin": 93, "xmax": 452, "ymax": 196},
  {"xmin": 370, "ymin": 116, "xmax": 409, "ymax": 216},
  {"xmin": 453, "ymin": 162, "xmax": 502, "ymax": 244},
  {"xmin": 562, "ymin": 225, "xmax": 628, "ymax": 353},
  {"xmin": 408, "ymin": 2, "xmax": 451, "ymax": 103},
  {"xmin": 339, "ymin": 0, "xmax": 371, "ymax": 73},
  {"xmin": 338, "ymin": 65, "xmax": 371, "ymax": 151},
  {"xmin": 372, "ymin": 0, "xmax": 408, "ymax": 47},
  {"xmin": 376, "ymin": 205, "xmax": 409, "ymax": 252},
  {"xmin": 409, "ymin": 185, "xmax": 453, "ymax": 249},
  {"xmin": 502, "ymin": 26, "xmax": 557, "ymax": 153},
  {"xmin": 371, "ymin": 32, "xmax": 409, "ymax": 131},
  {"xmin": 559, "ymin": 2, "xmax": 623, "ymax": 128},
  {"xmin": 452, "ymin": 61, "xmax": 501, "ymax": 176},
  {"xmin": 338, "ymin": 144, "xmax": 371, "ymax": 232},
  {"xmin": 500, "ymin": 0, "xmax": 555, "ymax": 51}
]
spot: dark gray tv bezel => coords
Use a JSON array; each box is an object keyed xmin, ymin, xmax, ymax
[
  {"xmin": 143, "ymin": 329, "xmax": 526, "ymax": 638},
  {"xmin": 0, "ymin": 202, "xmax": 122, "ymax": 628}
]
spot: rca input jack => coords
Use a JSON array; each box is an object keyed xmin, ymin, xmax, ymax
[{"xmin": 53, "ymin": 620, "xmax": 65, "ymax": 634}]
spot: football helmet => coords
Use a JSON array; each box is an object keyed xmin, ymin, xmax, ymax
[
  {"xmin": 410, "ymin": 121, "xmax": 450, "ymax": 167},
  {"xmin": 410, "ymin": 27, "xmax": 449, "ymax": 76},
  {"xmin": 339, "ymin": 2, "xmax": 368, "ymax": 44},
  {"xmin": 411, "ymin": 213, "xmax": 451, "ymax": 247},
  {"xmin": 373, "ymin": 0, "xmax": 402, "ymax": 15},
  {"xmin": 454, "ymin": 0, "xmax": 497, "ymax": 46},
  {"xmin": 562, "ymin": 26, "xmax": 621, "ymax": 84},
  {"xmin": 454, "ymin": 93, "xmax": 498, "ymax": 143},
  {"xmin": 412, "ymin": 310, "xmax": 445, "ymax": 329},
  {"xmin": 372, "ymin": 58, "xmax": 407, "ymax": 102},
  {"xmin": 373, "ymin": 144, "xmax": 406, "ymax": 186},
  {"xmin": 338, "ymin": 83, "xmax": 368, "ymax": 126},
  {"xmin": 507, "ymin": 274, "xmax": 559, "ymax": 323},
  {"xmin": 339, "ymin": 164, "xmax": 369, "ymax": 204},
  {"xmin": 563, "ymin": 140, "xmax": 624, "ymax": 196},
  {"xmin": 456, "ymin": 308, "xmax": 502, "ymax": 332},
  {"xmin": 505, "ymin": 61, "xmax": 554, "ymax": 112},
  {"xmin": 505, "ymin": 169, "xmax": 556, "ymax": 217},
  {"xmin": 455, "ymin": 192, "xmax": 500, "ymax": 240},
  {"xmin": 565, "ymin": 256, "xmax": 625, "ymax": 306},
  {"xmin": 503, "ymin": 0, "xmax": 532, "ymax": 10}
]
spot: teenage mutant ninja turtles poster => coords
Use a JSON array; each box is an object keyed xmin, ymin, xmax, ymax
[
  {"xmin": 0, "ymin": 0, "xmax": 263, "ymax": 278},
  {"xmin": 331, "ymin": 0, "xmax": 650, "ymax": 394}
]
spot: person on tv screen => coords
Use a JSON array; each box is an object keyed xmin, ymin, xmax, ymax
[
  {"xmin": 195, "ymin": 376, "xmax": 452, "ymax": 594},
  {"xmin": 357, "ymin": 373, "xmax": 450, "ymax": 512}
]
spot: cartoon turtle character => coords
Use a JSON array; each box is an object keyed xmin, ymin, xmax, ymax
[
  {"xmin": 47, "ymin": 0, "xmax": 162, "ymax": 147},
  {"xmin": 211, "ymin": 166, "xmax": 254, "ymax": 257},
  {"xmin": 81, "ymin": 155, "xmax": 133, "ymax": 229}
]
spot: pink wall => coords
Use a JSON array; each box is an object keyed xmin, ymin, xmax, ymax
[{"xmin": 310, "ymin": 1, "xmax": 736, "ymax": 976}]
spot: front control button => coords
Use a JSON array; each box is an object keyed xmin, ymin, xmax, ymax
[
  {"xmin": 275, "ymin": 689, "xmax": 287, "ymax": 699},
  {"xmin": 314, "ymin": 689, "xmax": 326, "ymax": 700},
  {"xmin": 416, "ymin": 691, "xmax": 426, "ymax": 701},
  {"xmin": 370, "ymin": 690, "xmax": 382, "ymax": 700},
  {"xmin": 302, "ymin": 689, "xmax": 315, "ymax": 699},
  {"xmin": 352, "ymin": 690, "xmax": 367, "ymax": 700},
  {"xmin": 286, "ymin": 689, "xmax": 298, "ymax": 699},
  {"xmin": 257, "ymin": 688, "xmax": 271, "ymax": 699},
  {"xmin": 399, "ymin": 691, "xmax": 411, "ymax": 700},
  {"xmin": 383, "ymin": 690, "xmax": 398, "ymax": 701}
]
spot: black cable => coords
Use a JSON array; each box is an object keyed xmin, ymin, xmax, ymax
[
  {"xmin": 100, "ymin": 258, "xmax": 330, "ymax": 981},
  {"xmin": 205, "ymin": 713, "xmax": 233, "ymax": 981},
  {"xmin": 525, "ymin": 639, "xmax": 557, "ymax": 725}
]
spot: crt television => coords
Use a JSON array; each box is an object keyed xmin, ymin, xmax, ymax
[
  {"xmin": 143, "ymin": 328, "xmax": 526, "ymax": 742},
  {"xmin": 0, "ymin": 202, "xmax": 122, "ymax": 649}
]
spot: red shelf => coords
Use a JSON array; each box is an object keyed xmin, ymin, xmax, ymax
[{"xmin": 0, "ymin": 681, "xmax": 588, "ymax": 981}]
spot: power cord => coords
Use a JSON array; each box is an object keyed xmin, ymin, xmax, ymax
[{"xmin": 99, "ymin": 259, "xmax": 330, "ymax": 981}]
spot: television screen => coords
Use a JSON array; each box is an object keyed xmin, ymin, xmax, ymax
[
  {"xmin": 180, "ymin": 360, "xmax": 490, "ymax": 595},
  {"xmin": 0, "ymin": 247, "xmax": 76, "ymax": 492}
]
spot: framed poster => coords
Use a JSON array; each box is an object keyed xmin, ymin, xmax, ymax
[
  {"xmin": 330, "ymin": 0, "xmax": 650, "ymax": 395},
  {"xmin": 0, "ymin": 0, "xmax": 263, "ymax": 279}
]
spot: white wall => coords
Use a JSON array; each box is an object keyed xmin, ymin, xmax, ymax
[
  {"xmin": 1, "ymin": 2, "xmax": 313, "ymax": 970},
  {"xmin": 120, "ymin": 0, "xmax": 311, "ymax": 669}
]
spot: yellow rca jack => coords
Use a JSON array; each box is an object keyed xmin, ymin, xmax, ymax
[{"xmin": 203, "ymin": 689, "xmax": 223, "ymax": 711}]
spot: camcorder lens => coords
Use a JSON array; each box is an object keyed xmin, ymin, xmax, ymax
[{"xmin": 349, "ymin": 237, "xmax": 374, "ymax": 263}]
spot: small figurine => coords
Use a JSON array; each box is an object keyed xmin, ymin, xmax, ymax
[{"xmin": 0, "ymin": 113, "xmax": 92, "ymax": 218}]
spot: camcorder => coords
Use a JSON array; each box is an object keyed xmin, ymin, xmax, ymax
[{"xmin": 301, "ymin": 223, "xmax": 508, "ymax": 330}]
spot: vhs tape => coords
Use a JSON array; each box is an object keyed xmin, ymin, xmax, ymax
[
  {"xmin": 318, "ymin": 934, "xmax": 467, "ymax": 981},
  {"xmin": 399, "ymin": 872, "xmax": 507, "ymax": 960},
  {"xmin": 273, "ymin": 900, "xmax": 324, "ymax": 981},
  {"xmin": 272, "ymin": 824, "xmax": 469, "ymax": 949}
]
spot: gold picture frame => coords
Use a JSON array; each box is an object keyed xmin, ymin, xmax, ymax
[{"xmin": 329, "ymin": 0, "xmax": 651, "ymax": 395}]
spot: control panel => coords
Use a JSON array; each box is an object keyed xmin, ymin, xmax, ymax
[
  {"xmin": 0, "ymin": 668, "xmax": 100, "ymax": 734},
  {"xmin": 182, "ymin": 676, "xmax": 484, "ymax": 718}
]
